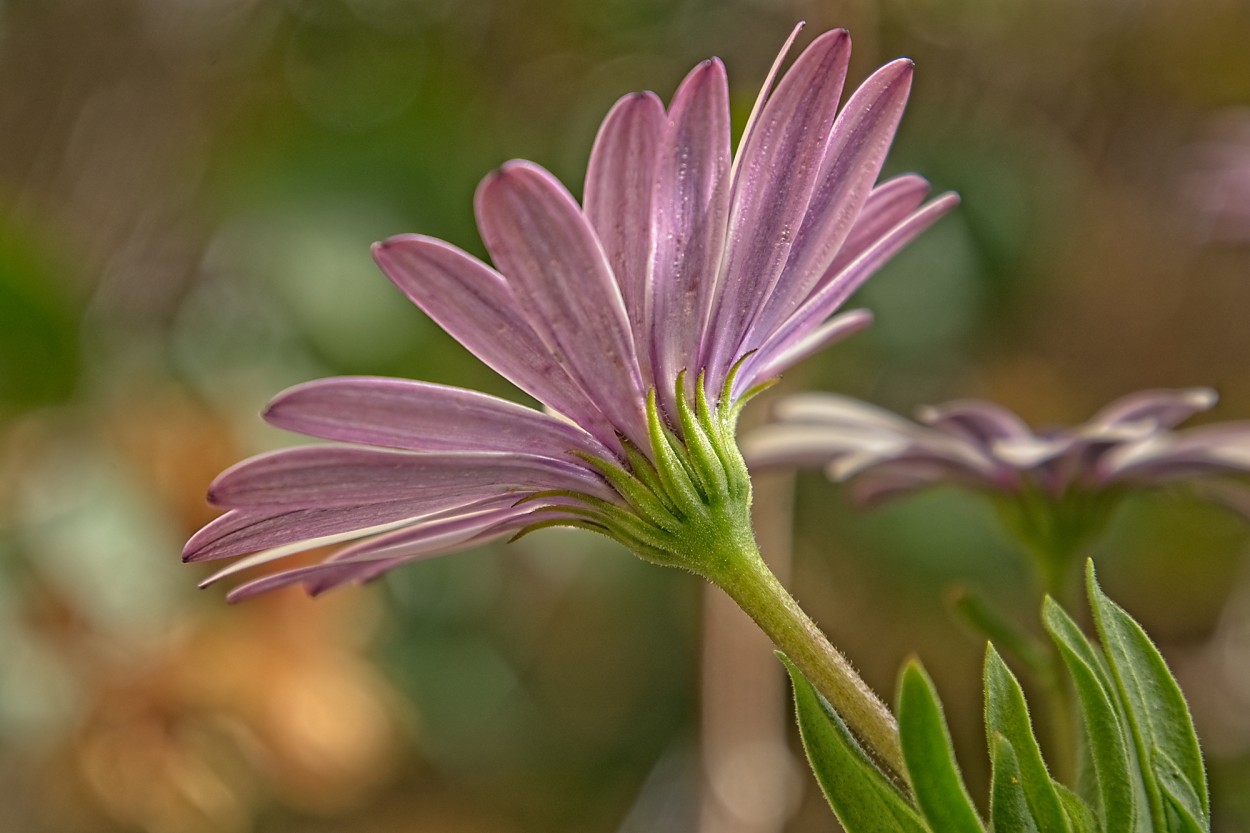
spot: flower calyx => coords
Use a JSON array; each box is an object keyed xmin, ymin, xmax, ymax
[{"xmin": 516, "ymin": 366, "xmax": 768, "ymax": 581}]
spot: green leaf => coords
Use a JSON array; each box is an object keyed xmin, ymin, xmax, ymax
[
  {"xmin": 1043, "ymin": 597, "xmax": 1138, "ymax": 833},
  {"xmin": 1085, "ymin": 562, "xmax": 1209, "ymax": 826},
  {"xmin": 781, "ymin": 654, "xmax": 928, "ymax": 833},
  {"xmin": 983, "ymin": 645, "xmax": 1070, "ymax": 832},
  {"xmin": 1054, "ymin": 783, "xmax": 1099, "ymax": 833},
  {"xmin": 1152, "ymin": 747, "xmax": 1209, "ymax": 833},
  {"xmin": 988, "ymin": 734, "xmax": 1040, "ymax": 833},
  {"xmin": 898, "ymin": 661, "xmax": 985, "ymax": 833}
]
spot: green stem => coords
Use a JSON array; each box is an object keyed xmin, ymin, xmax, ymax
[{"xmin": 709, "ymin": 537, "xmax": 905, "ymax": 778}]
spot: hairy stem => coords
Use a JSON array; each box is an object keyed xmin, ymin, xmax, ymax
[{"xmin": 708, "ymin": 538, "xmax": 905, "ymax": 777}]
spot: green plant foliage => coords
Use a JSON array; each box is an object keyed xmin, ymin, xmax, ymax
[
  {"xmin": 1055, "ymin": 783, "xmax": 1100, "ymax": 833},
  {"xmin": 983, "ymin": 646, "xmax": 1070, "ymax": 831},
  {"xmin": 1085, "ymin": 562, "xmax": 1210, "ymax": 828},
  {"xmin": 1043, "ymin": 597, "xmax": 1142, "ymax": 833},
  {"xmin": 787, "ymin": 561, "xmax": 1211, "ymax": 833},
  {"xmin": 898, "ymin": 661, "xmax": 985, "ymax": 832},
  {"xmin": 989, "ymin": 734, "xmax": 1040, "ymax": 832},
  {"xmin": 780, "ymin": 654, "xmax": 928, "ymax": 833}
]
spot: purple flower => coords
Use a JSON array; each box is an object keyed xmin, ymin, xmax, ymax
[
  {"xmin": 744, "ymin": 388, "xmax": 1250, "ymax": 572},
  {"xmin": 185, "ymin": 25, "xmax": 957, "ymax": 601},
  {"xmin": 745, "ymin": 388, "xmax": 1250, "ymax": 501}
]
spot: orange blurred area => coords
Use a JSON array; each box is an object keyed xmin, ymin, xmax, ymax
[{"xmin": 1, "ymin": 0, "xmax": 1249, "ymax": 831}]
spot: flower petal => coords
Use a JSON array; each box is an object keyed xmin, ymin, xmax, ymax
[
  {"xmin": 207, "ymin": 446, "xmax": 609, "ymax": 509},
  {"xmin": 264, "ymin": 376, "xmax": 609, "ymax": 459},
  {"xmin": 917, "ymin": 399, "xmax": 1037, "ymax": 446},
  {"xmin": 826, "ymin": 175, "xmax": 931, "ymax": 279},
  {"xmin": 1085, "ymin": 387, "xmax": 1218, "ymax": 433},
  {"xmin": 184, "ymin": 498, "xmax": 499, "ymax": 563},
  {"xmin": 476, "ymin": 161, "xmax": 649, "ymax": 446},
  {"xmin": 742, "ymin": 421, "xmax": 909, "ymax": 470},
  {"xmin": 742, "ymin": 309, "xmax": 873, "ymax": 388},
  {"xmin": 373, "ymin": 235, "xmax": 618, "ymax": 449},
  {"xmin": 771, "ymin": 392, "xmax": 922, "ymax": 432},
  {"xmin": 649, "ymin": 58, "xmax": 732, "ymax": 415},
  {"xmin": 747, "ymin": 58, "xmax": 915, "ymax": 347},
  {"xmin": 745, "ymin": 393, "xmax": 1002, "ymax": 480},
  {"xmin": 761, "ymin": 193, "xmax": 959, "ymax": 358},
  {"xmin": 584, "ymin": 90, "xmax": 666, "ymax": 382},
  {"xmin": 1099, "ymin": 423, "xmax": 1250, "ymax": 482},
  {"xmin": 704, "ymin": 29, "xmax": 852, "ymax": 382},
  {"xmin": 219, "ymin": 506, "xmax": 529, "ymax": 601}
]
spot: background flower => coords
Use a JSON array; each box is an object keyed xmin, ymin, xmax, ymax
[
  {"xmin": 745, "ymin": 387, "xmax": 1250, "ymax": 603},
  {"xmin": 745, "ymin": 387, "xmax": 1250, "ymax": 505}
]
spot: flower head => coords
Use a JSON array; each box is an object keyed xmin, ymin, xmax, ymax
[
  {"xmin": 185, "ymin": 25, "xmax": 957, "ymax": 600},
  {"xmin": 745, "ymin": 387, "xmax": 1250, "ymax": 500},
  {"xmin": 744, "ymin": 388, "xmax": 1250, "ymax": 574}
]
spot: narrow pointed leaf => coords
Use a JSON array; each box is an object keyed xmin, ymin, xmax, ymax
[
  {"xmin": 1086, "ymin": 562, "xmax": 1209, "ymax": 822},
  {"xmin": 1054, "ymin": 783, "xmax": 1100, "ymax": 833},
  {"xmin": 1043, "ymin": 597, "xmax": 1138, "ymax": 833},
  {"xmin": 988, "ymin": 734, "xmax": 1040, "ymax": 833},
  {"xmin": 898, "ymin": 661, "xmax": 985, "ymax": 833},
  {"xmin": 781, "ymin": 654, "xmax": 928, "ymax": 833},
  {"xmin": 983, "ymin": 645, "xmax": 1071, "ymax": 832},
  {"xmin": 1152, "ymin": 747, "xmax": 1209, "ymax": 833}
]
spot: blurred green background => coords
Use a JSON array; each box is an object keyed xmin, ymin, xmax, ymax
[{"xmin": 1, "ymin": 0, "xmax": 1249, "ymax": 830}]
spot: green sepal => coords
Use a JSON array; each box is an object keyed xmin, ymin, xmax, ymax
[
  {"xmin": 983, "ymin": 645, "xmax": 1070, "ymax": 832},
  {"xmin": 897, "ymin": 661, "xmax": 985, "ymax": 833},
  {"xmin": 988, "ymin": 734, "xmax": 1040, "ymax": 833},
  {"xmin": 673, "ymin": 370, "xmax": 729, "ymax": 500},
  {"xmin": 693, "ymin": 372, "xmax": 738, "ymax": 492},
  {"xmin": 1085, "ymin": 562, "xmax": 1209, "ymax": 826},
  {"xmin": 571, "ymin": 451, "xmax": 683, "ymax": 533},
  {"xmin": 781, "ymin": 654, "xmax": 928, "ymax": 833},
  {"xmin": 620, "ymin": 441, "xmax": 678, "ymax": 513},
  {"xmin": 513, "ymin": 491, "xmax": 679, "ymax": 558},
  {"xmin": 1043, "ymin": 597, "xmax": 1139, "ymax": 833},
  {"xmin": 645, "ymin": 388, "xmax": 704, "ymax": 510}
]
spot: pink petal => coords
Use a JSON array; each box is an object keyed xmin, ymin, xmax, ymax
[
  {"xmin": 207, "ymin": 446, "xmax": 609, "ymax": 509},
  {"xmin": 703, "ymin": 29, "xmax": 852, "ymax": 383},
  {"xmin": 1100, "ymin": 423, "xmax": 1250, "ymax": 483},
  {"xmin": 649, "ymin": 58, "xmax": 732, "ymax": 416},
  {"xmin": 220, "ymin": 506, "xmax": 529, "ymax": 601},
  {"xmin": 373, "ymin": 236, "xmax": 618, "ymax": 450},
  {"xmin": 1085, "ymin": 388, "xmax": 1218, "ymax": 432},
  {"xmin": 746, "ymin": 59, "xmax": 915, "ymax": 348},
  {"xmin": 264, "ymin": 376, "xmax": 610, "ymax": 459},
  {"xmin": 825, "ymin": 175, "xmax": 931, "ymax": 280},
  {"xmin": 741, "ymin": 309, "xmax": 873, "ymax": 389},
  {"xmin": 917, "ymin": 399, "xmax": 1036, "ymax": 446},
  {"xmin": 184, "ymin": 497, "xmax": 504, "ymax": 563},
  {"xmin": 476, "ymin": 161, "xmax": 649, "ymax": 447},
  {"xmin": 742, "ymin": 421, "xmax": 908, "ymax": 470},
  {"xmin": 762, "ymin": 193, "xmax": 959, "ymax": 357},
  {"xmin": 584, "ymin": 91, "xmax": 666, "ymax": 384}
]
